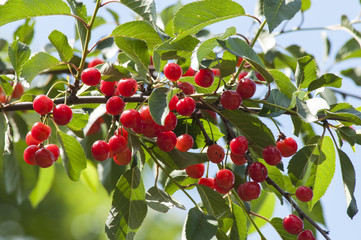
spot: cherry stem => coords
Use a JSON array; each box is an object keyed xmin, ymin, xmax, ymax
[
  {"xmin": 192, "ymin": 113, "xmax": 213, "ymax": 146},
  {"xmin": 249, "ymin": 212, "xmax": 271, "ymax": 223}
]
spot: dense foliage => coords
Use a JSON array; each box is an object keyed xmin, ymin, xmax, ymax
[{"xmin": 0, "ymin": 0, "xmax": 360, "ymax": 239}]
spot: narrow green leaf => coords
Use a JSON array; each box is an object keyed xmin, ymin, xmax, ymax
[
  {"xmin": 288, "ymin": 145, "xmax": 316, "ymax": 186},
  {"xmin": 270, "ymin": 69, "xmax": 297, "ymax": 99},
  {"xmin": 270, "ymin": 217, "xmax": 297, "ymax": 240},
  {"xmin": 48, "ymin": 30, "xmax": 73, "ymax": 62},
  {"xmin": 149, "ymin": 87, "xmax": 170, "ymax": 126},
  {"xmin": 339, "ymin": 126, "xmax": 357, "ymax": 146},
  {"xmin": 338, "ymin": 149, "xmax": 358, "ymax": 218},
  {"xmin": 173, "ymin": 0, "xmax": 244, "ymax": 42},
  {"xmin": 264, "ymin": 0, "xmax": 302, "ymax": 33},
  {"xmin": 21, "ymin": 52, "xmax": 60, "ymax": 82},
  {"xmin": 57, "ymin": 130, "xmax": 87, "ymax": 181},
  {"xmin": 245, "ymin": 57, "xmax": 274, "ymax": 83},
  {"xmin": 182, "ymin": 207, "xmax": 218, "ymax": 240},
  {"xmin": 8, "ymin": 40, "xmax": 30, "ymax": 76},
  {"xmin": 230, "ymin": 203, "xmax": 247, "ymax": 240},
  {"xmin": 114, "ymin": 37, "xmax": 149, "ymax": 80},
  {"xmin": 221, "ymin": 110, "xmax": 275, "ymax": 156},
  {"xmin": 322, "ymin": 32, "xmax": 331, "ymax": 60},
  {"xmin": 340, "ymin": 15, "xmax": 361, "ymax": 48},
  {"xmin": 111, "ymin": 21, "xmax": 162, "ymax": 50},
  {"xmin": 307, "ymin": 136, "xmax": 336, "ymax": 209},
  {"xmin": 120, "ymin": 0, "xmax": 157, "ymax": 24},
  {"xmin": 0, "ymin": 0, "xmax": 71, "ymax": 27},
  {"xmin": 196, "ymin": 185, "xmax": 230, "ymax": 219},
  {"xmin": 335, "ymin": 38, "xmax": 361, "ymax": 62},
  {"xmin": 66, "ymin": 0, "xmax": 87, "ymax": 49},
  {"xmin": 164, "ymin": 170, "xmax": 198, "ymax": 195},
  {"xmin": 145, "ymin": 186, "xmax": 185, "ymax": 213},
  {"xmin": 341, "ymin": 67, "xmax": 361, "ymax": 86},
  {"xmin": 29, "ymin": 167, "xmax": 55, "ymax": 207},
  {"xmin": 325, "ymin": 108, "xmax": 361, "ymax": 125},
  {"xmin": 295, "ymin": 56, "xmax": 317, "ymax": 89},
  {"xmin": 106, "ymin": 167, "xmax": 147, "ymax": 240},
  {"xmin": 308, "ymin": 73, "xmax": 342, "ymax": 92}
]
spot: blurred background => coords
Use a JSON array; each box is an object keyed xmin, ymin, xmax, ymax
[{"xmin": 1, "ymin": 0, "xmax": 361, "ymax": 239}]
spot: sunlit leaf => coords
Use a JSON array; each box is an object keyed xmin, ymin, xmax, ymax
[
  {"xmin": 29, "ymin": 167, "xmax": 55, "ymax": 207},
  {"xmin": 196, "ymin": 185, "xmax": 230, "ymax": 219},
  {"xmin": 48, "ymin": 30, "xmax": 73, "ymax": 62},
  {"xmin": 21, "ymin": 52, "xmax": 61, "ymax": 82}
]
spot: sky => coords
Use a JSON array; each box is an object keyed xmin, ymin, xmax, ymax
[{"xmin": 1, "ymin": 0, "xmax": 361, "ymax": 239}]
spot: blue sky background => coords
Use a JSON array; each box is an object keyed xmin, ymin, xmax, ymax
[{"xmin": 1, "ymin": 0, "xmax": 361, "ymax": 239}]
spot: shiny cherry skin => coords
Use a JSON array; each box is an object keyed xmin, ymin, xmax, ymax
[
  {"xmin": 248, "ymin": 162, "xmax": 268, "ymax": 182},
  {"xmin": 53, "ymin": 104, "xmax": 73, "ymax": 125},
  {"xmin": 236, "ymin": 57, "xmax": 244, "ymax": 67},
  {"xmin": 277, "ymin": 137, "xmax": 298, "ymax": 157},
  {"xmin": 220, "ymin": 90, "xmax": 242, "ymax": 110},
  {"xmin": 176, "ymin": 97, "xmax": 196, "ymax": 116},
  {"xmin": 23, "ymin": 145, "xmax": 40, "ymax": 165},
  {"xmin": 81, "ymin": 68, "xmax": 101, "ymax": 86},
  {"xmin": 45, "ymin": 144, "xmax": 60, "ymax": 161},
  {"xmin": 33, "ymin": 95, "xmax": 54, "ymax": 115},
  {"xmin": 120, "ymin": 109, "xmax": 141, "ymax": 129},
  {"xmin": 178, "ymin": 82, "xmax": 195, "ymax": 95},
  {"xmin": 26, "ymin": 132, "xmax": 42, "ymax": 146},
  {"xmin": 295, "ymin": 186, "xmax": 313, "ymax": 202},
  {"xmin": 157, "ymin": 131, "xmax": 177, "ymax": 152},
  {"xmin": 283, "ymin": 214, "xmax": 304, "ymax": 235},
  {"xmin": 164, "ymin": 63, "xmax": 182, "ymax": 81},
  {"xmin": 176, "ymin": 134, "xmax": 194, "ymax": 152},
  {"xmin": 214, "ymin": 181, "xmax": 233, "ymax": 194},
  {"xmin": 11, "ymin": 83, "xmax": 24, "ymax": 99},
  {"xmin": 215, "ymin": 169, "xmax": 235, "ymax": 189},
  {"xmin": 182, "ymin": 67, "xmax": 195, "ymax": 77},
  {"xmin": 91, "ymin": 140, "xmax": 110, "ymax": 161},
  {"xmin": 230, "ymin": 152, "xmax": 247, "ymax": 165},
  {"xmin": 238, "ymin": 182, "xmax": 261, "ymax": 201},
  {"xmin": 161, "ymin": 112, "xmax": 178, "ymax": 132},
  {"xmin": 230, "ymin": 136, "xmax": 248, "ymax": 155},
  {"xmin": 117, "ymin": 78, "xmax": 138, "ymax": 97},
  {"xmin": 31, "ymin": 122, "xmax": 51, "ymax": 141},
  {"xmin": 198, "ymin": 178, "xmax": 215, "ymax": 189},
  {"xmin": 207, "ymin": 144, "xmax": 225, "ymax": 163},
  {"xmin": 185, "ymin": 163, "xmax": 205, "ymax": 179},
  {"xmin": 106, "ymin": 96, "xmax": 125, "ymax": 115},
  {"xmin": 139, "ymin": 105, "xmax": 155, "ymax": 124},
  {"xmin": 195, "ymin": 68, "xmax": 214, "ymax": 88},
  {"xmin": 113, "ymin": 147, "xmax": 132, "ymax": 165},
  {"xmin": 297, "ymin": 230, "xmax": 316, "ymax": 240},
  {"xmin": 88, "ymin": 58, "xmax": 104, "ymax": 68},
  {"xmin": 263, "ymin": 145, "xmax": 282, "ymax": 165},
  {"xmin": 100, "ymin": 80, "xmax": 117, "ymax": 96},
  {"xmin": 236, "ymin": 78, "xmax": 256, "ymax": 99},
  {"xmin": 169, "ymin": 95, "xmax": 179, "ymax": 111},
  {"xmin": 35, "ymin": 148, "xmax": 55, "ymax": 168},
  {"xmin": 108, "ymin": 135, "xmax": 127, "ymax": 156}
]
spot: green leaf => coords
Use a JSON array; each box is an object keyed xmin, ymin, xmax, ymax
[
  {"xmin": 14, "ymin": 19, "xmax": 35, "ymax": 45},
  {"xmin": 173, "ymin": 0, "xmax": 244, "ymax": 42},
  {"xmin": 308, "ymin": 73, "xmax": 342, "ymax": 92},
  {"xmin": 66, "ymin": 0, "xmax": 87, "ymax": 50},
  {"xmin": 270, "ymin": 69, "xmax": 297, "ymax": 99},
  {"xmin": 48, "ymin": 30, "xmax": 73, "ymax": 62},
  {"xmin": 183, "ymin": 207, "xmax": 218, "ymax": 240},
  {"xmin": 98, "ymin": 159, "xmax": 128, "ymax": 194},
  {"xmin": 270, "ymin": 217, "xmax": 297, "ymax": 240},
  {"xmin": 0, "ymin": 0, "xmax": 71, "ymax": 27},
  {"xmin": 8, "ymin": 40, "xmax": 30, "ymax": 76},
  {"xmin": 264, "ymin": 0, "xmax": 302, "ymax": 33},
  {"xmin": 57, "ymin": 130, "xmax": 87, "ymax": 181},
  {"xmin": 230, "ymin": 203, "xmax": 247, "ymax": 240},
  {"xmin": 340, "ymin": 15, "xmax": 361, "ymax": 48},
  {"xmin": 21, "ymin": 52, "xmax": 60, "ymax": 82},
  {"xmin": 29, "ymin": 167, "xmax": 55, "ymax": 207},
  {"xmin": 306, "ymin": 136, "xmax": 336, "ymax": 209},
  {"xmin": 341, "ymin": 67, "xmax": 361, "ymax": 86},
  {"xmin": 221, "ymin": 110, "xmax": 275, "ymax": 156},
  {"xmin": 66, "ymin": 110, "xmax": 88, "ymax": 138},
  {"xmin": 295, "ymin": 56, "xmax": 317, "ymax": 89},
  {"xmin": 148, "ymin": 87, "xmax": 170, "ymax": 126},
  {"xmin": 248, "ymin": 192, "xmax": 276, "ymax": 234},
  {"xmin": 114, "ymin": 37, "xmax": 150, "ymax": 80},
  {"xmin": 288, "ymin": 145, "xmax": 317, "ymax": 186},
  {"xmin": 339, "ymin": 126, "xmax": 357, "ymax": 146},
  {"xmin": 0, "ymin": 75, "xmax": 14, "ymax": 96},
  {"xmin": 80, "ymin": 160, "xmax": 99, "ymax": 192},
  {"xmin": 164, "ymin": 170, "xmax": 198, "ymax": 195},
  {"xmin": 111, "ymin": 21, "xmax": 162, "ymax": 50},
  {"xmin": 145, "ymin": 186, "xmax": 185, "ymax": 213},
  {"xmin": 196, "ymin": 185, "xmax": 230, "ymax": 219},
  {"xmin": 338, "ymin": 149, "xmax": 358, "ymax": 218},
  {"xmin": 105, "ymin": 167, "xmax": 147, "ymax": 240},
  {"xmin": 191, "ymin": 27, "xmax": 236, "ymax": 70},
  {"xmin": 325, "ymin": 107, "xmax": 361, "ymax": 125},
  {"xmin": 219, "ymin": 50, "xmax": 237, "ymax": 78},
  {"xmin": 260, "ymin": 89, "xmax": 291, "ymax": 117},
  {"xmin": 335, "ymin": 38, "xmax": 361, "ymax": 62},
  {"xmin": 296, "ymin": 98, "xmax": 329, "ymax": 123},
  {"xmin": 119, "ymin": 0, "xmax": 157, "ymax": 24}
]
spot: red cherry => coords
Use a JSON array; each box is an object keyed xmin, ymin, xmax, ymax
[
  {"xmin": 45, "ymin": 144, "xmax": 60, "ymax": 161},
  {"xmin": 117, "ymin": 78, "xmax": 138, "ymax": 97},
  {"xmin": 283, "ymin": 214, "xmax": 303, "ymax": 235},
  {"xmin": 185, "ymin": 163, "xmax": 205, "ymax": 179},
  {"xmin": 139, "ymin": 105, "xmax": 155, "ymax": 124},
  {"xmin": 35, "ymin": 148, "xmax": 55, "ymax": 168},
  {"xmin": 230, "ymin": 136, "xmax": 248, "ymax": 155},
  {"xmin": 211, "ymin": 68, "xmax": 220, "ymax": 77},
  {"xmin": 53, "ymin": 104, "xmax": 73, "ymax": 125},
  {"xmin": 11, "ymin": 83, "xmax": 24, "ymax": 99},
  {"xmin": 277, "ymin": 137, "xmax": 298, "ymax": 157},
  {"xmin": 26, "ymin": 132, "xmax": 42, "ymax": 146},
  {"xmin": 182, "ymin": 67, "xmax": 195, "ymax": 76},
  {"xmin": 215, "ymin": 169, "xmax": 234, "ymax": 189},
  {"xmin": 176, "ymin": 134, "xmax": 194, "ymax": 152},
  {"xmin": 176, "ymin": 97, "xmax": 195, "ymax": 116},
  {"xmin": 295, "ymin": 186, "xmax": 313, "ymax": 202},
  {"xmin": 23, "ymin": 145, "xmax": 40, "ymax": 165},
  {"xmin": 195, "ymin": 69, "xmax": 214, "ymax": 88},
  {"xmin": 214, "ymin": 181, "xmax": 232, "ymax": 194},
  {"xmin": 238, "ymin": 182, "xmax": 261, "ymax": 201},
  {"xmin": 115, "ymin": 126, "xmax": 128, "ymax": 142},
  {"xmin": 220, "ymin": 90, "xmax": 242, "ymax": 110},
  {"xmin": 198, "ymin": 178, "xmax": 215, "ymax": 189},
  {"xmin": 88, "ymin": 58, "xmax": 104, "ymax": 68},
  {"xmin": 263, "ymin": 145, "xmax": 282, "ymax": 165},
  {"xmin": 31, "ymin": 122, "xmax": 51, "ymax": 141},
  {"xmin": 33, "ymin": 95, "xmax": 54, "ymax": 115},
  {"xmin": 230, "ymin": 152, "xmax": 247, "ymax": 165},
  {"xmin": 236, "ymin": 57, "xmax": 244, "ymax": 67},
  {"xmin": 161, "ymin": 112, "xmax": 178, "ymax": 131},
  {"xmin": 106, "ymin": 96, "xmax": 125, "ymax": 115},
  {"xmin": 108, "ymin": 135, "xmax": 127, "ymax": 156},
  {"xmin": 120, "ymin": 109, "xmax": 141, "ymax": 129},
  {"xmin": 178, "ymin": 82, "xmax": 195, "ymax": 95},
  {"xmin": 238, "ymin": 71, "xmax": 248, "ymax": 80},
  {"xmin": 143, "ymin": 122, "xmax": 161, "ymax": 138},
  {"xmin": 297, "ymin": 230, "xmax": 316, "ymax": 240},
  {"xmin": 255, "ymin": 72, "xmax": 266, "ymax": 83},
  {"xmin": 207, "ymin": 144, "xmax": 225, "ymax": 163},
  {"xmin": 169, "ymin": 95, "xmax": 179, "ymax": 111},
  {"xmin": 157, "ymin": 131, "xmax": 177, "ymax": 152},
  {"xmin": 0, "ymin": 94, "xmax": 6, "ymax": 103},
  {"xmin": 248, "ymin": 162, "xmax": 268, "ymax": 182},
  {"xmin": 100, "ymin": 80, "xmax": 117, "ymax": 96},
  {"xmin": 81, "ymin": 68, "xmax": 101, "ymax": 86},
  {"xmin": 236, "ymin": 78, "xmax": 256, "ymax": 99},
  {"xmin": 91, "ymin": 140, "xmax": 110, "ymax": 161},
  {"xmin": 113, "ymin": 147, "xmax": 132, "ymax": 165},
  {"xmin": 164, "ymin": 63, "xmax": 182, "ymax": 81}
]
